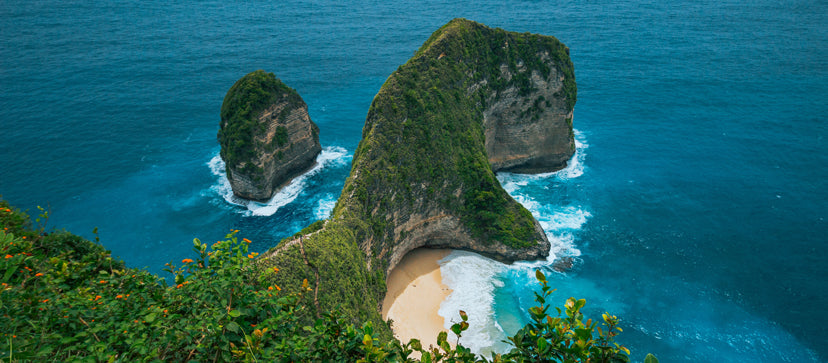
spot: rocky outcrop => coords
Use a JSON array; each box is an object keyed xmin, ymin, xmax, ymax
[
  {"xmin": 218, "ymin": 70, "xmax": 321, "ymax": 201},
  {"xmin": 387, "ymin": 211, "xmax": 549, "ymax": 274},
  {"xmin": 261, "ymin": 19, "xmax": 576, "ymax": 335},
  {"xmin": 483, "ymin": 59, "xmax": 575, "ymax": 173},
  {"xmin": 341, "ymin": 18, "xmax": 576, "ymax": 274}
]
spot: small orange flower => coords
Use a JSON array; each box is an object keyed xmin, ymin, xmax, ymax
[
  {"xmin": 243, "ymin": 238, "xmax": 252, "ymax": 244},
  {"xmin": 275, "ymin": 285, "xmax": 281, "ymax": 291},
  {"xmin": 251, "ymin": 324, "xmax": 257, "ymax": 327},
  {"xmin": 182, "ymin": 258, "xmax": 193, "ymax": 264},
  {"xmin": 35, "ymin": 273, "xmax": 44, "ymax": 277},
  {"xmin": 21, "ymin": 236, "xmax": 26, "ymax": 239},
  {"xmin": 4, "ymin": 254, "xmax": 11, "ymax": 259},
  {"xmin": 247, "ymin": 252, "xmax": 259, "ymax": 258},
  {"xmin": 163, "ymin": 309, "xmax": 168, "ymax": 314},
  {"xmin": 176, "ymin": 284, "xmax": 183, "ymax": 288},
  {"xmin": 41, "ymin": 299, "xmax": 49, "ymax": 303},
  {"xmin": 94, "ymin": 295, "xmax": 102, "ymax": 301},
  {"xmin": 268, "ymin": 286, "xmax": 274, "ymax": 291},
  {"xmin": 272, "ymin": 267, "xmax": 279, "ymax": 273},
  {"xmin": 99, "ymin": 280, "xmax": 107, "ymax": 284},
  {"xmin": 116, "ymin": 295, "xmax": 123, "ymax": 299}
]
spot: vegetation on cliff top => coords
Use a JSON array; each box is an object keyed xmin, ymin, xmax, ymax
[
  {"xmin": 259, "ymin": 18, "xmax": 579, "ymax": 345},
  {"xmin": 218, "ymin": 70, "xmax": 305, "ymax": 173},
  {"xmin": 0, "ymin": 18, "xmax": 628, "ymax": 363},
  {"xmin": 0, "ymin": 200, "xmax": 649, "ymax": 362},
  {"xmin": 339, "ymin": 18, "xmax": 576, "ymax": 255}
]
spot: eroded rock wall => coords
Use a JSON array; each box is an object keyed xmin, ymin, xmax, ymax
[
  {"xmin": 219, "ymin": 71, "xmax": 321, "ymax": 201},
  {"xmin": 484, "ymin": 57, "xmax": 575, "ymax": 173}
]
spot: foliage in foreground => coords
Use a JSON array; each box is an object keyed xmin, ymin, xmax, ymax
[{"xmin": 0, "ymin": 200, "xmax": 653, "ymax": 362}]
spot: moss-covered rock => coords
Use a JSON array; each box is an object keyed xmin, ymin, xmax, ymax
[
  {"xmin": 218, "ymin": 70, "xmax": 321, "ymax": 201},
  {"xmin": 263, "ymin": 18, "xmax": 577, "ymax": 335}
]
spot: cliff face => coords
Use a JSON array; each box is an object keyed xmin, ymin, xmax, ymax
[
  {"xmin": 218, "ymin": 70, "xmax": 321, "ymax": 201},
  {"xmin": 483, "ymin": 59, "xmax": 575, "ymax": 173},
  {"xmin": 261, "ymin": 19, "xmax": 576, "ymax": 334},
  {"xmin": 338, "ymin": 18, "xmax": 576, "ymax": 274}
]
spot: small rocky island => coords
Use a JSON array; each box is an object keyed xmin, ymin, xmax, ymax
[{"xmin": 217, "ymin": 70, "xmax": 321, "ymax": 201}]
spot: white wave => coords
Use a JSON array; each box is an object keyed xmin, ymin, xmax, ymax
[
  {"xmin": 206, "ymin": 146, "xmax": 350, "ymax": 216},
  {"xmin": 314, "ymin": 193, "xmax": 337, "ymax": 220},
  {"xmin": 437, "ymin": 130, "xmax": 592, "ymax": 355},
  {"xmin": 499, "ymin": 129, "xmax": 588, "ymax": 182},
  {"xmin": 437, "ymin": 196, "xmax": 593, "ymax": 355},
  {"xmin": 438, "ymin": 251, "xmax": 511, "ymax": 356}
]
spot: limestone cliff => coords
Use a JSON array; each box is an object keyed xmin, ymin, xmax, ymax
[
  {"xmin": 483, "ymin": 60, "xmax": 575, "ymax": 173},
  {"xmin": 339, "ymin": 18, "xmax": 576, "ymax": 274},
  {"xmin": 260, "ymin": 19, "xmax": 576, "ymax": 335},
  {"xmin": 218, "ymin": 70, "xmax": 321, "ymax": 201}
]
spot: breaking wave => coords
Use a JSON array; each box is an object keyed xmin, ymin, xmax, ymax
[
  {"xmin": 437, "ymin": 129, "xmax": 590, "ymax": 355},
  {"xmin": 206, "ymin": 146, "xmax": 350, "ymax": 216}
]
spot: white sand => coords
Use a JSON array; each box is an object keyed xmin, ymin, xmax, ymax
[{"xmin": 382, "ymin": 248, "xmax": 452, "ymax": 349}]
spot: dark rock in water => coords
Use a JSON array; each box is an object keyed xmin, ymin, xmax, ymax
[
  {"xmin": 552, "ymin": 257, "xmax": 575, "ymax": 272},
  {"xmin": 218, "ymin": 70, "xmax": 321, "ymax": 201}
]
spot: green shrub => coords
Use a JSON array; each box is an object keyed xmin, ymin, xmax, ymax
[{"xmin": 0, "ymin": 200, "xmax": 652, "ymax": 362}]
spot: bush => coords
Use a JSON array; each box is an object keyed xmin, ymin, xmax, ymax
[{"xmin": 0, "ymin": 200, "xmax": 652, "ymax": 362}]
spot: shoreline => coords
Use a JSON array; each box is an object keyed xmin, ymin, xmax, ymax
[{"xmin": 382, "ymin": 248, "xmax": 452, "ymax": 348}]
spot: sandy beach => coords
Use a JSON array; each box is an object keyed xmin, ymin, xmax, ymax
[{"xmin": 382, "ymin": 248, "xmax": 452, "ymax": 348}]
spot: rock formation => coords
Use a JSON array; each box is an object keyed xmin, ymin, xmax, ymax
[
  {"xmin": 260, "ymin": 18, "xmax": 577, "ymax": 335},
  {"xmin": 483, "ymin": 60, "xmax": 575, "ymax": 173},
  {"xmin": 218, "ymin": 70, "xmax": 321, "ymax": 201}
]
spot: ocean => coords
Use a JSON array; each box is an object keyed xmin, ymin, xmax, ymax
[{"xmin": 1, "ymin": 0, "xmax": 825, "ymax": 361}]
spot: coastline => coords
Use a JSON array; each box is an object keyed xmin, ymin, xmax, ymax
[{"xmin": 382, "ymin": 248, "xmax": 452, "ymax": 348}]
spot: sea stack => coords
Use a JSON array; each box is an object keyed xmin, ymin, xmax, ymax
[
  {"xmin": 262, "ymin": 19, "xmax": 578, "ymax": 336},
  {"xmin": 218, "ymin": 70, "xmax": 321, "ymax": 201}
]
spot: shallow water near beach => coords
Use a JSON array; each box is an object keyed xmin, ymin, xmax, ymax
[{"xmin": 2, "ymin": 0, "xmax": 826, "ymax": 361}]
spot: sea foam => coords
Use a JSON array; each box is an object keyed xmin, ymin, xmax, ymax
[
  {"xmin": 437, "ymin": 130, "xmax": 590, "ymax": 355},
  {"xmin": 438, "ymin": 251, "xmax": 510, "ymax": 356},
  {"xmin": 314, "ymin": 193, "xmax": 337, "ymax": 220},
  {"xmin": 206, "ymin": 146, "xmax": 350, "ymax": 216}
]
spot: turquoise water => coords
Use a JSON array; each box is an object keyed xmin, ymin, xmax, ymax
[{"xmin": 1, "ymin": 1, "xmax": 826, "ymax": 361}]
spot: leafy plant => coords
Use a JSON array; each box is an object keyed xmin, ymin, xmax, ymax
[
  {"xmin": 1, "ymin": 199, "xmax": 656, "ymax": 362},
  {"xmin": 501, "ymin": 270, "xmax": 631, "ymax": 362}
]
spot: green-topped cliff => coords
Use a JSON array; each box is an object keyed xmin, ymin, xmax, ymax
[
  {"xmin": 218, "ymin": 70, "xmax": 321, "ymax": 201},
  {"xmin": 263, "ymin": 18, "xmax": 577, "ymax": 335},
  {"xmin": 0, "ymin": 19, "xmax": 647, "ymax": 362}
]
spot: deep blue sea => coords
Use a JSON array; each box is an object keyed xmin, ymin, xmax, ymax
[{"xmin": 2, "ymin": 1, "xmax": 826, "ymax": 361}]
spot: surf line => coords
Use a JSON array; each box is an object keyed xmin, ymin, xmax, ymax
[{"xmin": 207, "ymin": 146, "xmax": 351, "ymax": 216}]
